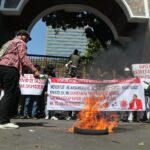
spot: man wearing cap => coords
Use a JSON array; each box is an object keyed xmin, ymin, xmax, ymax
[
  {"xmin": 0, "ymin": 29, "xmax": 40, "ymax": 129},
  {"xmin": 65, "ymin": 49, "xmax": 81, "ymax": 78}
]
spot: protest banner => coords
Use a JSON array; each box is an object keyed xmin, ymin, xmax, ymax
[
  {"xmin": 47, "ymin": 78, "xmax": 145, "ymax": 111},
  {"xmin": 19, "ymin": 74, "xmax": 47, "ymax": 95},
  {"xmin": 132, "ymin": 64, "xmax": 150, "ymax": 78},
  {"xmin": 132, "ymin": 64, "xmax": 150, "ymax": 89}
]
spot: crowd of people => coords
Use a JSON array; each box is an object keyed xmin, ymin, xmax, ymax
[
  {"xmin": 1, "ymin": 62, "xmax": 78, "ymax": 120},
  {"xmin": 0, "ymin": 33, "xmax": 81, "ymax": 130},
  {"xmin": 0, "ymin": 29, "xmax": 150, "ymax": 129}
]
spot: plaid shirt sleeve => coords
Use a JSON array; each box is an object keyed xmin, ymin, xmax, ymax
[{"xmin": 18, "ymin": 42, "xmax": 36, "ymax": 73}]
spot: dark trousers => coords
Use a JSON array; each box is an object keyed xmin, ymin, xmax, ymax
[{"xmin": 0, "ymin": 65, "xmax": 19, "ymax": 124}]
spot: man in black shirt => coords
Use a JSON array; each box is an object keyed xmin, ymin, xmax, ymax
[{"xmin": 66, "ymin": 49, "xmax": 81, "ymax": 78}]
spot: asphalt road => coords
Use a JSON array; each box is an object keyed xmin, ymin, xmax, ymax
[{"xmin": 0, "ymin": 119, "xmax": 150, "ymax": 150}]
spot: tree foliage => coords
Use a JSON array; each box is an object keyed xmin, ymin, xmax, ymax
[
  {"xmin": 81, "ymin": 38, "xmax": 103, "ymax": 65},
  {"xmin": 42, "ymin": 10, "xmax": 114, "ymax": 49},
  {"xmin": 42, "ymin": 10, "xmax": 116, "ymax": 69}
]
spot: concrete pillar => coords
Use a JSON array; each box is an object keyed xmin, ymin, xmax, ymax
[
  {"xmin": 142, "ymin": 21, "xmax": 150, "ymax": 62},
  {"xmin": 0, "ymin": 14, "xmax": 14, "ymax": 46}
]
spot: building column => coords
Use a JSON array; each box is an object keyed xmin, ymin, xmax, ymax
[{"xmin": 0, "ymin": 14, "xmax": 14, "ymax": 46}]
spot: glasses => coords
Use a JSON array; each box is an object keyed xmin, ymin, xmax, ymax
[{"xmin": 24, "ymin": 36, "xmax": 31, "ymax": 42}]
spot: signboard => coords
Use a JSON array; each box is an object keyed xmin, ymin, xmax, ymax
[
  {"xmin": 132, "ymin": 64, "xmax": 150, "ymax": 78},
  {"xmin": 47, "ymin": 78, "xmax": 145, "ymax": 111},
  {"xmin": 132, "ymin": 64, "xmax": 150, "ymax": 89},
  {"xmin": 19, "ymin": 74, "xmax": 47, "ymax": 95}
]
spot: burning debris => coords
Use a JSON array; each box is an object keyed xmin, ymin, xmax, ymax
[{"xmin": 69, "ymin": 96, "xmax": 119, "ymax": 135}]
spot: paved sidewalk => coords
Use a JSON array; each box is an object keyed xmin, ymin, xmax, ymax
[{"xmin": 0, "ymin": 119, "xmax": 150, "ymax": 150}]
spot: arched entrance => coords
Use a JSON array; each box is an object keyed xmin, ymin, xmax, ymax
[
  {"xmin": 0, "ymin": 0, "xmax": 149, "ymax": 62},
  {"xmin": 28, "ymin": 4, "xmax": 118, "ymax": 40},
  {"xmin": 1, "ymin": 0, "xmax": 148, "ymax": 43}
]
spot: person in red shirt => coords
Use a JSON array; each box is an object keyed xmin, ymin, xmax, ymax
[
  {"xmin": 128, "ymin": 94, "xmax": 143, "ymax": 122},
  {"xmin": 129, "ymin": 94, "xmax": 143, "ymax": 110},
  {"xmin": 0, "ymin": 30, "xmax": 40, "ymax": 129}
]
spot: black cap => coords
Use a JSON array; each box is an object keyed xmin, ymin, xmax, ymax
[
  {"xmin": 74, "ymin": 49, "xmax": 78, "ymax": 55},
  {"xmin": 46, "ymin": 64, "xmax": 55, "ymax": 69},
  {"xmin": 16, "ymin": 30, "xmax": 32, "ymax": 41}
]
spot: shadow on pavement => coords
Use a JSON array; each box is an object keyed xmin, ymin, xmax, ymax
[
  {"xmin": 15, "ymin": 122, "xmax": 52, "ymax": 127},
  {"xmin": 114, "ymin": 127, "xmax": 133, "ymax": 133}
]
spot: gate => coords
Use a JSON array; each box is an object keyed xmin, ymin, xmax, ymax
[{"xmin": 27, "ymin": 54, "xmax": 68, "ymax": 77}]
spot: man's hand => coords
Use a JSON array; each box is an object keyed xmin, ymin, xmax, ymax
[
  {"xmin": 33, "ymin": 70, "xmax": 40, "ymax": 78},
  {"xmin": 45, "ymin": 92, "xmax": 48, "ymax": 97}
]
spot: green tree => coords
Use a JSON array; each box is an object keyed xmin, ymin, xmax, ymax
[{"xmin": 82, "ymin": 38, "xmax": 103, "ymax": 65}]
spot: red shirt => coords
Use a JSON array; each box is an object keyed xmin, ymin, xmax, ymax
[
  {"xmin": 0, "ymin": 37, "xmax": 36, "ymax": 75},
  {"xmin": 129, "ymin": 98, "xmax": 143, "ymax": 110}
]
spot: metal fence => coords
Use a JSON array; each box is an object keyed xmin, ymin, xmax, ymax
[{"xmin": 27, "ymin": 54, "xmax": 68, "ymax": 77}]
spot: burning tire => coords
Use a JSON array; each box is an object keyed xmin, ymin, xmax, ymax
[{"xmin": 74, "ymin": 127, "xmax": 109, "ymax": 135}]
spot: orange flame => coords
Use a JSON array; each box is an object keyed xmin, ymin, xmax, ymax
[{"xmin": 70, "ymin": 96, "xmax": 119, "ymax": 133}]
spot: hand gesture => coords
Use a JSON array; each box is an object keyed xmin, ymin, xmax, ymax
[{"xmin": 33, "ymin": 70, "xmax": 40, "ymax": 78}]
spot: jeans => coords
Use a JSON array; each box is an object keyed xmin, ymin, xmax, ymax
[
  {"xmin": 23, "ymin": 95, "xmax": 39, "ymax": 117},
  {"xmin": 0, "ymin": 66, "xmax": 19, "ymax": 124},
  {"xmin": 44, "ymin": 98, "xmax": 56, "ymax": 117}
]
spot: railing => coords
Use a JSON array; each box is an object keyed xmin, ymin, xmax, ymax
[{"xmin": 27, "ymin": 54, "xmax": 68, "ymax": 77}]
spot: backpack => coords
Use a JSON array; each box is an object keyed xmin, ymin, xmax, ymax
[{"xmin": 0, "ymin": 42, "xmax": 9, "ymax": 58}]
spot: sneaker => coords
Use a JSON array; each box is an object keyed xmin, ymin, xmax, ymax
[
  {"xmin": 20, "ymin": 116, "xmax": 30, "ymax": 119},
  {"xmin": 32, "ymin": 117, "xmax": 38, "ymax": 120},
  {"xmin": 26, "ymin": 116, "xmax": 31, "ymax": 119},
  {"xmin": 45, "ymin": 116, "xmax": 49, "ymax": 120},
  {"xmin": 50, "ymin": 116, "xmax": 59, "ymax": 120},
  {"xmin": 66, "ymin": 116, "xmax": 71, "ymax": 121},
  {"xmin": 0, "ymin": 123, "xmax": 19, "ymax": 129},
  {"xmin": 128, "ymin": 120, "xmax": 133, "ymax": 123}
]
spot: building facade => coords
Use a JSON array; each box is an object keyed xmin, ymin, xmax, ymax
[
  {"xmin": 45, "ymin": 26, "xmax": 87, "ymax": 57},
  {"xmin": 0, "ymin": 0, "xmax": 150, "ymax": 61}
]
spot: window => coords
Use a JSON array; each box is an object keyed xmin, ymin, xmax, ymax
[
  {"xmin": 4, "ymin": 0, "xmax": 21, "ymax": 8},
  {"xmin": 0, "ymin": 0, "xmax": 29, "ymax": 15}
]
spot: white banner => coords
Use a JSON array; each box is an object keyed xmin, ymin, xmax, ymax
[
  {"xmin": 132, "ymin": 64, "xmax": 150, "ymax": 78},
  {"xmin": 132, "ymin": 64, "xmax": 150, "ymax": 89},
  {"xmin": 47, "ymin": 78, "xmax": 145, "ymax": 111},
  {"xmin": 19, "ymin": 74, "xmax": 47, "ymax": 95}
]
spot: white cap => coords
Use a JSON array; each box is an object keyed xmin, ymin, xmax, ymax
[{"xmin": 124, "ymin": 67, "xmax": 130, "ymax": 72}]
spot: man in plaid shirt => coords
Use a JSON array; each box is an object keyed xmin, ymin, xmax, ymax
[{"xmin": 0, "ymin": 30, "xmax": 40, "ymax": 129}]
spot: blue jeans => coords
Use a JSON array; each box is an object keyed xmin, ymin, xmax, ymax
[{"xmin": 23, "ymin": 95, "xmax": 39, "ymax": 117}]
